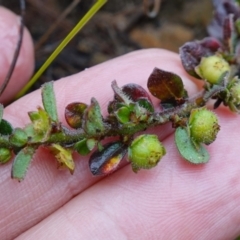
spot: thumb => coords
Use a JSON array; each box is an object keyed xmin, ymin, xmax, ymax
[{"xmin": 0, "ymin": 7, "xmax": 34, "ymax": 104}]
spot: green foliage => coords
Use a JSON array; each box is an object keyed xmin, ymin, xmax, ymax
[
  {"xmin": 25, "ymin": 107, "xmax": 51, "ymax": 142},
  {"xmin": 0, "ymin": 148, "xmax": 11, "ymax": 164},
  {"xmin": 9, "ymin": 128, "xmax": 28, "ymax": 147},
  {"xmin": 11, "ymin": 146, "xmax": 35, "ymax": 181},
  {"xmin": 0, "ymin": 119, "xmax": 13, "ymax": 135},
  {"xmin": 1, "ymin": 64, "xmax": 239, "ymax": 180},
  {"xmin": 74, "ymin": 138, "xmax": 96, "ymax": 156},
  {"xmin": 116, "ymin": 106, "xmax": 131, "ymax": 123},
  {"xmin": 41, "ymin": 82, "xmax": 58, "ymax": 122},
  {"xmin": 83, "ymin": 98, "xmax": 106, "ymax": 135},
  {"xmin": 175, "ymin": 127, "xmax": 209, "ymax": 164}
]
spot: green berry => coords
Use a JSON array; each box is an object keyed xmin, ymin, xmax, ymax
[
  {"xmin": 230, "ymin": 82, "xmax": 240, "ymax": 105},
  {"xmin": 195, "ymin": 55, "xmax": 230, "ymax": 84},
  {"xmin": 0, "ymin": 148, "xmax": 11, "ymax": 164},
  {"xmin": 189, "ymin": 108, "xmax": 220, "ymax": 145},
  {"xmin": 128, "ymin": 134, "xmax": 166, "ymax": 172},
  {"xmin": 9, "ymin": 128, "xmax": 28, "ymax": 147}
]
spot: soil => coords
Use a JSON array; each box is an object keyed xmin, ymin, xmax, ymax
[{"xmin": 0, "ymin": 0, "xmax": 213, "ymax": 93}]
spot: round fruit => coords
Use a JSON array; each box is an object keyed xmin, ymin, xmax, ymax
[
  {"xmin": 195, "ymin": 55, "xmax": 230, "ymax": 84},
  {"xmin": 230, "ymin": 82, "xmax": 240, "ymax": 105},
  {"xmin": 189, "ymin": 108, "xmax": 220, "ymax": 145},
  {"xmin": 128, "ymin": 134, "xmax": 166, "ymax": 171}
]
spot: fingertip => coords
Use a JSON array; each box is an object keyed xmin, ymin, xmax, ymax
[{"xmin": 0, "ymin": 7, "xmax": 34, "ymax": 104}]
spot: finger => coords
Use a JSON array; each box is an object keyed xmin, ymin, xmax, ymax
[
  {"xmin": 0, "ymin": 7, "xmax": 34, "ymax": 104},
  {"xmin": 1, "ymin": 49, "xmax": 198, "ymax": 239},
  {"xmin": 17, "ymin": 103, "xmax": 240, "ymax": 239}
]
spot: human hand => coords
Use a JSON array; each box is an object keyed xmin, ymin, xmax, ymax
[{"xmin": 0, "ymin": 7, "xmax": 240, "ymax": 240}]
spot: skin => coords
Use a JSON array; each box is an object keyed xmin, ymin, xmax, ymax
[{"xmin": 0, "ymin": 6, "xmax": 240, "ymax": 240}]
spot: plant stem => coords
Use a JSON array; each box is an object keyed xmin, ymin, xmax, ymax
[
  {"xmin": 4, "ymin": 85, "xmax": 224, "ymax": 151},
  {"xmin": 15, "ymin": 0, "xmax": 108, "ymax": 99}
]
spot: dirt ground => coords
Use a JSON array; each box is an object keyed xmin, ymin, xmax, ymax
[{"xmin": 0, "ymin": 0, "xmax": 213, "ymax": 93}]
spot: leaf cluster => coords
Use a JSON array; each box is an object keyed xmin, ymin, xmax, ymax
[{"xmin": 1, "ymin": 0, "xmax": 240, "ymax": 180}]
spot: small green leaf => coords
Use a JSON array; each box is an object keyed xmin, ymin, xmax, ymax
[
  {"xmin": 116, "ymin": 106, "xmax": 131, "ymax": 123},
  {"xmin": 108, "ymin": 100, "xmax": 126, "ymax": 114},
  {"xmin": 83, "ymin": 98, "xmax": 105, "ymax": 135},
  {"xmin": 75, "ymin": 138, "xmax": 92, "ymax": 155},
  {"xmin": 11, "ymin": 146, "xmax": 35, "ymax": 181},
  {"xmin": 41, "ymin": 81, "xmax": 58, "ymax": 122},
  {"xmin": 0, "ymin": 148, "xmax": 11, "ymax": 164},
  {"xmin": 147, "ymin": 68, "xmax": 186, "ymax": 102},
  {"xmin": 137, "ymin": 98, "xmax": 154, "ymax": 113},
  {"xmin": 175, "ymin": 127, "xmax": 209, "ymax": 164},
  {"xmin": 87, "ymin": 138, "xmax": 97, "ymax": 151},
  {"xmin": 9, "ymin": 128, "xmax": 28, "ymax": 147},
  {"xmin": 0, "ymin": 119, "xmax": 13, "ymax": 135}
]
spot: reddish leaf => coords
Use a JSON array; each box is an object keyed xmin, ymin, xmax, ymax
[
  {"xmin": 65, "ymin": 102, "xmax": 88, "ymax": 129},
  {"xmin": 89, "ymin": 141, "xmax": 127, "ymax": 176},
  {"xmin": 111, "ymin": 81, "xmax": 131, "ymax": 105},
  {"xmin": 223, "ymin": 14, "xmax": 236, "ymax": 54},
  {"xmin": 147, "ymin": 68, "xmax": 186, "ymax": 102},
  {"xmin": 119, "ymin": 83, "xmax": 152, "ymax": 103},
  {"xmin": 179, "ymin": 37, "xmax": 221, "ymax": 77},
  {"xmin": 208, "ymin": 0, "xmax": 240, "ymax": 39}
]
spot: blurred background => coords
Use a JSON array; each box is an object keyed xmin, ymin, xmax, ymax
[{"xmin": 0, "ymin": 0, "xmax": 213, "ymax": 92}]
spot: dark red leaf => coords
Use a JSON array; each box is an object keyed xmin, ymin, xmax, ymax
[
  {"xmin": 119, "ymin": 83, "xmax": 152, "ymax": 103},
  {"xmin": 179, "ymin": 37, "xmax": 222, "ymax": 77},
  {"xmin": 147, "ymin": 68, "xmax": 186, "ymax": 102},
  {"xmin": 208, "ymin": 0, "xmax": 240, "ymax": 39}
]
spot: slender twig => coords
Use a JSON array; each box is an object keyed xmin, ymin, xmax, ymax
[
  {"xmin": 14, "ymin": 0, "xmax": 108, "ymax": 100},
  {"xmin": 0, "ymin": 0, "xmax": 25, "ymax": 97}
]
